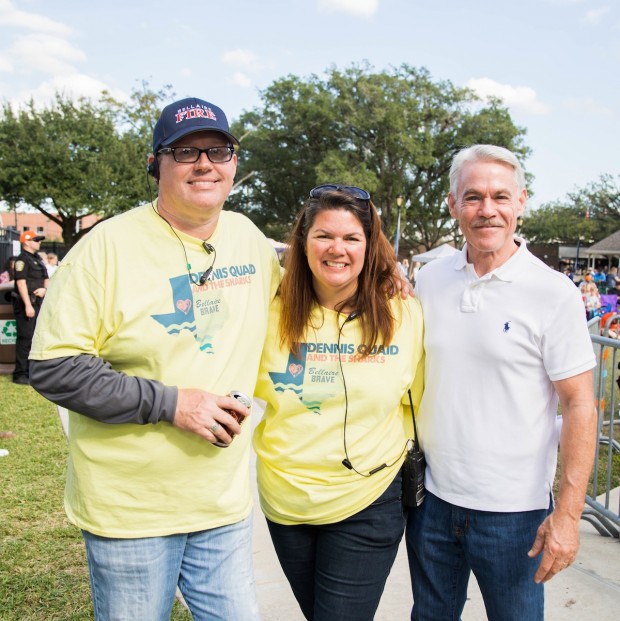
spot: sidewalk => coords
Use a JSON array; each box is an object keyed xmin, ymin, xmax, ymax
[{"xmin": 252, "ymin": 471, "xmax": 620, "ymax": 620}]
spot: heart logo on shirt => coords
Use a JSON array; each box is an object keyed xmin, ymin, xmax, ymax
[
  {"xmin": 176, "ymin": 299, "xmax": 192, "ymax": 314},
  {"xmin": 289, "ymin": 363, "xmax": 303, "ymax": 377}
]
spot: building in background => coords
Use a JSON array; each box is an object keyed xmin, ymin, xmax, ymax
[{"xmin": 0, "ymin": 210, "xmax": 100, "ymax": 242}]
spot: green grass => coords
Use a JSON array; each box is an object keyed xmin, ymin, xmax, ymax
[{"xmin": 0, "ymin": 375, "xmax": 190, "ymax": 620}]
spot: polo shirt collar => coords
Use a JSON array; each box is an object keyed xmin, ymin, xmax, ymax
[{"xmin": 455, "ymin": 236, "xmax": 527, "ymax": 282}]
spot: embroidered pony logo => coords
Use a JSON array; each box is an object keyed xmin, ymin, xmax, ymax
[{"xmin": 503, "ymin": 321, "xmax": 511, "ymax": 333}]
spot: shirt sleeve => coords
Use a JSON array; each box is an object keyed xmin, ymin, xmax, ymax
[
  {"xmin": 542, "ymin": 282, "xmax": 596, "ymax": 381},
  {"xmin": 30, "ymin": 355, "xmax": 178, "ymax": 424}
]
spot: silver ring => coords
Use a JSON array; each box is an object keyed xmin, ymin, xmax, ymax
[{"xmin": 209, "ymin": 422, "xmax": 221, "ymax": 434}]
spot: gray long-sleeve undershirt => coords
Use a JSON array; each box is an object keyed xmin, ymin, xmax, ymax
[{"xmin": 30, "ymin": 355, "xmax": 178, "ymax": 425}]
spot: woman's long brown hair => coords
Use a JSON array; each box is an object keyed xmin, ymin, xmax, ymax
[{"xmin": 278, "ymin": 189, "xmax": 399, "ymax": 356}]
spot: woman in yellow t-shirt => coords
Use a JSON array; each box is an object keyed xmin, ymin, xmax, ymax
[{"xmin": 254, "ymin": 185, "xmax": 425, "ymax": 621}]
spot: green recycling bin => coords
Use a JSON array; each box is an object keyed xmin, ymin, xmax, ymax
[{"xmin": 0, "ymin": 288, "xmax": 17, "ymax": 364}]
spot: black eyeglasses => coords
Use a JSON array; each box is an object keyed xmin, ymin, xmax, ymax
[
  {"xmin": 157, "ymin": 146, "xmax": 235, "ymax": 164},
  {"xmin": 309, "ymin": 184, "xmax": 371, "ymax": 202}
]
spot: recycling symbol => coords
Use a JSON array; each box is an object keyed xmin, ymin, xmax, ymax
[{"xmin": 1, "ymin": 320, "xmax": 17, "ymax": 343}]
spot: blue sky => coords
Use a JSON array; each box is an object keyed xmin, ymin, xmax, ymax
[{"xmin": 0, "ymin": 0, "xmax": 618, "ymax": 211}]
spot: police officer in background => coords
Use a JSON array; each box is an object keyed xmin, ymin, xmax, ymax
[{"xmin": 13, "ymin": 230, "xmax": 48, "ymax": 385}]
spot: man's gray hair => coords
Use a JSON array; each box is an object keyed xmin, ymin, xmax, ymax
[{"xmin": 449, "ymin": 145, "xmax": 526, "ymax": 195}]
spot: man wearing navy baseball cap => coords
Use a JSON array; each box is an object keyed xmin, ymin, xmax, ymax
[
  {"xmin": 153, "ymin": 97, "xmax": 239, "ymax": 152},
  {"xmin": 30, "ymin": 98, "xmax": 281, "ymax": 620}
]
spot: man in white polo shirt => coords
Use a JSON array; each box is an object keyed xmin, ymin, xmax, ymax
[{"xmin": 407, "ymin": 145, "xmax": 597, "ymax": 621}]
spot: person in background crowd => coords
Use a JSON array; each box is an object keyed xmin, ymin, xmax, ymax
[
  {"xmin": 12, "ymin": 231, "xmax": 48, "ymax": 385},
  {"xmin": 0, "ymin": 255, "xmax": 17, "ymax": 284},
  {"xmin": 45, "ymin": 252, "xmax": 59, "ymax": 277},
  {"xmin": 29, "ymin": 97, "xmax": 281, "ymax": 621},
  {"xmin": 399, "ymin": 257, "xmax": 410, "ymax": 280},
  {"xmin": 253, "ymin": 184, "xmax": 424, "ymax": 621},
  {"xmin": 592, "ymin": 268, "xmax": 606, "ymax": 285},
  {"xmin": 579, "ymin": 273, "xmax": 593, "ymax": 295},
  {"xmin": 584, "ymin": 282, "xmax": 602, "ymax": 319},
  {"xmin": 605, "ymin": 265, "xmax": 619, "ymax": 294},
  {"xmin": 562, "ymin": 265, "xmax": 574, "ymax": 282},
  {"xmin": 407, "ymin": 144, "xmax": 597, "ymax": 621}
]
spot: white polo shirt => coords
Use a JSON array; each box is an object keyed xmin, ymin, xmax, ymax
[{"xmin": 415, "ymin": 239, "xmax": 596, "ymax": 512}]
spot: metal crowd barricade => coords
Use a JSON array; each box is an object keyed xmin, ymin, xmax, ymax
[{"xmin": 584, "ymin": 315, "xmax": 620, "ymax": 537}]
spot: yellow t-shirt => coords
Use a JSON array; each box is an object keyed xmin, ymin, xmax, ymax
[
  {"xmin": 253, "ymin": 297, "xmax": 425, "ymax": 525},
  {"xmin": 30, "ymin": 203, "xmax": 281, "ymax": 537}
]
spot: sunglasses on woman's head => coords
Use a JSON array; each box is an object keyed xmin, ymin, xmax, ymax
[{"xmin": 309, "ymin": 184, "xmax": 371, "ymax": 202}]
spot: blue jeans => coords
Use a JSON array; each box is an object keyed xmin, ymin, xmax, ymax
[
  {"xmin": 406, "ymin": 491, "xmax": 551, "ymax": 621},
  {"xmin": 266, "ymin": 470, "xmax": 405, "ymax": 621},
  {"xmin": 82, "ymin": 515, "xmax": 260, "ymax": 621}
]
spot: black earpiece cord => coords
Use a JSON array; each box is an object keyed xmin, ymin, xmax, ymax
[
  {"xmin": 147, "ymin": 171, "xmax": 216, "ymax": 285},
  {"xmin": 337, "ymin": 313, "xmax": 408, "ymax": 477}
]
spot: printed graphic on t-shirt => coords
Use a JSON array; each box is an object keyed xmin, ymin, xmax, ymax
[
  {"xmin": 269, "ymin": 340, "xmax": 398, "ymax": 413},
  {"xmin": 151, "ymin": 263, "xmax": 256, "ymax": 353}
]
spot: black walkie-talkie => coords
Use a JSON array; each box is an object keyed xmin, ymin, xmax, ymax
[{"xmin": 402, "ymin": 389, "xmax": 426, "ymax": 508}]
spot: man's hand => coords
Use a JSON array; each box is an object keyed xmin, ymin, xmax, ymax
[
  {"xmin": 33, "ymin": 287, "xmax": 46, "ymax": 298},
  {"xmin": 528, "ymin": 510, "xmax": 580, "ymax": 583},
  {"xmin": 393, "ymin": 267, "xmax": 414, "ymax": 299},
  {"xmin": 172, "ymin": 389, "xmax": 251, "ymax": 446}
]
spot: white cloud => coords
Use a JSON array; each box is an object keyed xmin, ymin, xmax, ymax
[
  {"xmin": 0, "ymin": 0, "xmax": 72, "ymax": 36},
  {"xmin": 229, "ymin": 72, "xmax": 253, "ymax": 88},
  {"xmin": 585, "ymin": 6, "xmax": 611, "ymax": 24},
  {"xmin": 318, "ymin": 0, "xmax": 379, "ymax": 19},
  {"xmin": 466, "ymin": 78, "xmax": 551, "ymax": 115},
  {"xmin": 222, "ymin": 49, "xmax": 260, "ymax": 69},
  {"xmin": 9, "ymin": 33, "xmax": 86, "ymax": 76},
  {"xmin": 0, "ymin": 3, "xmax": 125, "ymax": 105},
  {"xmin": 9, "ymin": 74, "xmax": 125, "ymax": 109}
]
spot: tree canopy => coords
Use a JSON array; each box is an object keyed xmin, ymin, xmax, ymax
[
  {"xmin": 521, "ymin": 174, "xmax": 620, "ymax": 244},
  {"xmin": 228, "ymin": 63, "xmax": 530, "ymax": 250},
  {"xmin": 0, "ymin": 83, "xmax": 171, "ymax": 247},
  {"xmin": 0, "ymin": 67, "xmax": 533, "ymax": 253}
]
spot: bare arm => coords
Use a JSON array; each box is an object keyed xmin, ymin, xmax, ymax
[{"xmin": 528, "ymin": 370, "xmax": 597, "ymax": 583}]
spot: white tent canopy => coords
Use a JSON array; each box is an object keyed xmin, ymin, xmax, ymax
[
  {"xmin": 268, "ymin": 238, "xmax": 288, "ymax": 251},
  {"xmin": 410, "ymin": 243, "xmax": 459, "ymax": 263}
]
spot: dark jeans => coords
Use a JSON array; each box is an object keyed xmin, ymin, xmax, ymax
[
  {"xmin": 13, "ymin": 303, "xmax": 40, "ymax": 380},
  {"xmin": 406, "ymin": 490, "xmax": 551, "ymax": 621},
  {"xmin": 266, "ymin": 470, "xmax": 405, "ymax": 621}
]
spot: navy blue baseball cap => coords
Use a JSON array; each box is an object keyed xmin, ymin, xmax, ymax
[{"xmin": 152, "ymin": 97, "xmax": 239, "ymax": 153}]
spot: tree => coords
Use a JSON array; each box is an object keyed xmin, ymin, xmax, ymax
[
  {"xmin": 0, "ymin": 96, "xmax": 137, "ymax": 247},
  {"xmin": 229, "ymin": 75, "xmax": 342, "ymax": 240},
  {"xmin": 229, "ymin": 64, "xmax": 529, "ymax": 249},
  {"xmin": 521, "ymin": 174, "xmax": 620, "ymax": 244},
  {"xmin": 102, "ymin": 80, "xmax": 174, "ymax": 154},
  {"xmin": 520, "ymin": 203, "xmax": 600, "ymax": 244},
  {"xmin": 0, "ymin": 84, "xmax": 172, "ymax": 248}
]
